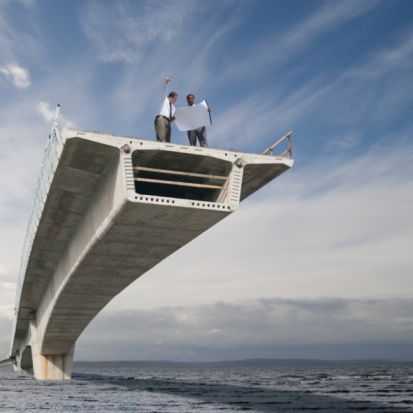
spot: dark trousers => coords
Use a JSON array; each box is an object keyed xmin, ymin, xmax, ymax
[{"xmin": 187, "ymin": 127, "xmax": 208, "ymax": 147}]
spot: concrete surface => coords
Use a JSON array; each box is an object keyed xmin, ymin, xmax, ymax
[{"xmin": 10, "ymin": 130, "xmax": 293, "ymax": 380}]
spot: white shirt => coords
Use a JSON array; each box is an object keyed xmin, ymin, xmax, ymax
[{"xmin": 159, "ymin": 97, "xmax": 176, "ymax": 119}]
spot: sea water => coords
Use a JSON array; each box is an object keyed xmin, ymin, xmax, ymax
[{"xmin": 0, "ymin": 361, "xmax": 412, "ymax": 412}]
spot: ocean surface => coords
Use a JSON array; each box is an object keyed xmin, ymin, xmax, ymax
[{"xmin": 0, "ymin": 360, "xmax": 412, "ymax": 412}]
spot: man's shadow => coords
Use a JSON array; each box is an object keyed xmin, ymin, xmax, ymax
[{"xmin": 74, "ymin": 372, "xmax": 412, "ymax": 412}]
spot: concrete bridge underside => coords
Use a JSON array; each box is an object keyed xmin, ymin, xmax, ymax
[{"xmin": 10, "ymin": 130, "xmax": 293, "ymax": 380}]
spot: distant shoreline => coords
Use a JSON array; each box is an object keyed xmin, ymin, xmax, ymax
[{"xmin": 74, "ymin": 358, "xmax": 413, "ymax": 366}]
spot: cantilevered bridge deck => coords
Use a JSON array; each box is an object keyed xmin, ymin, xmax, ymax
[{"xmin": 9, "ymin": 118, "xmax": 293, "ymax": 380}]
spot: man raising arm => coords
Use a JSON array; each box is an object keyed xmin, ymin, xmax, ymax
[{"xmin": 155, "ymin": 81, "xmax": 178, "ymax": 143}]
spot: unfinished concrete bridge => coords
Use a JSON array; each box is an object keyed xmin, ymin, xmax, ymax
[{"xmin": 8, "ymin": 108, "xmax": 293, "ymax": 380}]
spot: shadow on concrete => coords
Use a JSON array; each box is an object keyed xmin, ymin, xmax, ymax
[{"xmin": 74, "ymin": 372, "xmax": 413, "ymax": 412}]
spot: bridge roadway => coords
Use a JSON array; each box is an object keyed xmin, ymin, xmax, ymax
[{"xmin": 9, "ymin": 128, "xmax": 293, "ymax": 380}]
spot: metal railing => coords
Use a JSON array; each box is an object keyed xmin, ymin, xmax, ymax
[
  {"xmin": 261, "ymin": 130, "xmax": 293, "ymax": 158},
  {"xmin": 11, "ymin": 105, "xmax": 65, "ymax": 351}
]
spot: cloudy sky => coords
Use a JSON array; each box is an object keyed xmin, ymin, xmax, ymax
[{"xmin": 0, "ymin": 0, "xmax": 412, "ymax": 361}]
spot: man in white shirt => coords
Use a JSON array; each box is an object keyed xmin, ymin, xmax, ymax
[
  {"xmin": 155, "ymin": 91, "xmax": 178, "ymax": 143},
  {"xmin": 186, "ymin": 93, "xmax": 208, "ymax": 147}
]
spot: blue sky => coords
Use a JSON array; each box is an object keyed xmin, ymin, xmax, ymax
[{"xmin": 0, "ymin": 0, "xmax": 412, "ymax": 360}]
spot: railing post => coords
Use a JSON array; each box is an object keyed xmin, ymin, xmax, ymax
[
  {"xmin": 261, "ymin": 130, "xmax": 293, "ymax": 157},
  {"xmin": 52, "ymin": 104, "xmax": 60, "ymax": 135}
]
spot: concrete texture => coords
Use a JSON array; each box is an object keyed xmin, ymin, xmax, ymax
[{"xmin": 10, "ymin": 130, "xmax": 293, "ymax": 380}]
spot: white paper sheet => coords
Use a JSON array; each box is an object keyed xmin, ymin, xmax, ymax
[{"xmin": 174, "ymin": 100, "xmax": 210, "ymax": 132}]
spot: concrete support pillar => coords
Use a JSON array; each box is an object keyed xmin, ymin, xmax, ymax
[
  {"xmin": 32, "ymin": 346, "xmax": 74, "ymax": 380},
  {"xmin": 15, "ymin": 312, "xmax": 75, "ymax": 380}
]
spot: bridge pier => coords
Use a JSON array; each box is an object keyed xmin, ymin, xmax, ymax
[
  {"xmin": 14, "ymin": 345, "xmax": 74, "ymax": 380},
  {"xmin": 12, "ymin": 364, "xmax": 23, "ymax": 373},
  {"xmin": 31, "ymin": 347, "xmax": 74, "ymax": 380}
]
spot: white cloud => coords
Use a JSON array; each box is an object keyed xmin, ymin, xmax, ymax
[
  {"xmin": 0, "ymin": 281, "xmax": 15, "ymax": 323},
  {"xmin": 82, "ymin": 0, "xmax": 200, "ymax": 63},
  {"xmin": 18, "ymin": 0, "xmax": 35, "ymax": 7},
  {"xmin": 348, "ymin": 30, "xmax": 413, "ymax": 81},
  {"xmin": 0, "ymin": 0, "xmax": 34, "ymax": 7},
  {"xmin": 36, "ymin": 100, "xmax": 55, "ymax": 122},
  {"xmin": 323, "ymin": 131, "xmax": 361, "ymax": 151},
  {"xmin": 0, "ymin": 63, "xmax": 30, "ymax": 89},
  {"xmin": 0, "ymin": 316, "xmax": 12, "ymax": 356},
  {"xmin": 0, "ymin": 281, "xmax": 15, "ymax": 291},
  {"xmin": 0, "ymin": 0, "xmax": 41, "ymax": 70},
  {"xmin": 77, "ymin": 296, "xmax": 413, "ymax": 361},
  {"xmin": 208, "ymin": 28, "xmax": 413, "ymax": 152},
  {"xmin": 280, "ymin": 0, "xmax": 381, "ymax": 53},
  {"xmin": 36, "ymin": 101, "xmax": 75, "ymax": 129},
  {"xmin": 224, "ymin": 0, "xmax": 382, "ymax": 80}
]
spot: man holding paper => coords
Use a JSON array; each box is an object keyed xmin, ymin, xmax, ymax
[
  {"xmin": 186, "ymin": 94, "xmax": 209, "ymax": 147},
  {"xmin": 173, "ymin": 94, "xmax": 211, "ymax": 147}
]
